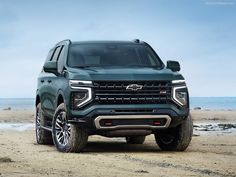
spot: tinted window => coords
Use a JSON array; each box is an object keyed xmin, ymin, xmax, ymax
[
  {"xmin": 68, "ymin": 43, "xmax": 162, "ymax": 68},
  {"xmin": 51, "ymin": 46, "xmax": 61, "ymax": 61},
  {"xmin": 46, "ymin": 49, "xmax": 54, "ymax": 61}
]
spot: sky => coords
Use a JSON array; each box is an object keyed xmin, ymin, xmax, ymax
[{"xmin": 0, "ymin": 0, "xmax": 235, "ymax": 98}]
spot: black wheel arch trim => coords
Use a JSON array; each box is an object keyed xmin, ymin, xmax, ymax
[{"xmin": 56, "ymin": 89, "xmax": 66, "ymax": 107}]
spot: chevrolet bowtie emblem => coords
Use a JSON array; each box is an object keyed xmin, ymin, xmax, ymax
[{"xmin": 126, "ymin": 84, "xmax": 143, "ymax": 91}]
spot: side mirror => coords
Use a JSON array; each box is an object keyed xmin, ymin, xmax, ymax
[
  {"xmin": 167, "ymin": 60, "xmax": 180, "ymax": 72},
  {"xmin": 43, "ymin": 61, "xmax": 58, "ymax": 74}
]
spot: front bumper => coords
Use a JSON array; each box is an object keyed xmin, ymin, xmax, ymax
[
  {"xmin": 94, "ymin": 114, "xmax": 171, "ymax": 129},
  {"xmin": 67, "ymin": 103, "xmax": 189, "ymax": 134}
]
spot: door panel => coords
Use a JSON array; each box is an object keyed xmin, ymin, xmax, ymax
[
  {"xmin": 39, "ymin": 46, "xmax": 62, "ymax": 118},
  {"xmin": 39, "ymin": 73, "xmax": 57, "ymax": 118}
]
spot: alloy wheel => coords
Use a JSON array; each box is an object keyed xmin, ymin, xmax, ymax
[
  {"xmin": 36, "ymin": 107, "xmax": 41, "ymax": 140},
  {"xmin": 55, "ymin": 111, "xmax": 71, "ymax": 146}
]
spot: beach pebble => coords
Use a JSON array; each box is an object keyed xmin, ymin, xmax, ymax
[
  {"xmin": 3, "ymin": 107, "xmax": 11, "ymax": 111},
  {"xmin": 193, "ymin": 133, "xmax": 200, "ymax": 136},
  {"xmin": 194, "ymin": 107, "xmax": 201, "ymax": 110}
]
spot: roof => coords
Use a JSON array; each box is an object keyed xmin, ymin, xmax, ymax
[
  {"xmin": 71, "ymin": 40, "xmax": 144, "ymax": 45},
  {"xmin": 55, "ymin": 39, "xmax": 146, "ymax": 48}
]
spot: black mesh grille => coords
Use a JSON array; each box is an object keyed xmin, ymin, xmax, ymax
[{"xmin": 93, "ymin": 81, "xmax": 172, "ymax": 104}]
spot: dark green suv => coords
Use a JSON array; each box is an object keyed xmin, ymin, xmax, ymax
[{"xmin": 36, "ymin": 39, "xmax": 192, "ymax": 152}]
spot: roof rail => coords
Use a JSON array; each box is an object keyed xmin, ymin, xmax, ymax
[
  {"xmin": 56, "ymin": 39, "xmax": 71, "ymax": 45},
  {"xmin": 133, "ymin": 39, "xmax": 140, "ymax": 43}
]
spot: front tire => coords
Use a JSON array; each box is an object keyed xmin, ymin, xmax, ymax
[
  {"xmin": 154, "ymin": 115, "xmax": 193, "ymax": 151},
  {"xmin": 35, "ymin": 103, "xmax": 53, "ymax": 144},
  {"xmin": 126, "ymin": 136, "xmax": 146, "ymax": 144},
  {"xmin": 52, "ymin": 103, "xmax": 88, "ymax": 152}
]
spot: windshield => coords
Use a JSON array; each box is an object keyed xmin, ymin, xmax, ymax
[{"xmin": 68, "ymin": 43, "xmax": 163, "ymax": 68}]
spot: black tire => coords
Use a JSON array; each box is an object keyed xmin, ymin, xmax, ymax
[
  {"xmin": 126, "ymin": 136, "xmax": 146, "ymax": 144},
  {"xmin": 35, "ymin": 103, "xmax": 53, "ymax": 144},
  {"xmin": 52, "ymin": 103, "xmax": 88, "ymax": 153},
  {"xmin": 154, "ymin": 115, "xmax": 193, "ymax": 151}
]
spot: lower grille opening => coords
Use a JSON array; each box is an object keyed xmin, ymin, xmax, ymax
[
  {"xmin": 114, "ymin": 109, "xmax": 154, "ymax": 113},
  {"xmin": 99, "ymin": 118, "xmax": 167, "ymax": 127},
  {"xmin": 94, "ymin": 115, "xmax": 172, "ymax": 129}
]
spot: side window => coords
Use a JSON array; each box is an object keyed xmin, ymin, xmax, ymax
[
  {"xmin": 46, "ymin": 49, "xmax": 54, "ymax": 61},
  {"xmin": 42, "ymin": 49, "xmax": 54, "ymax": 72},
  {"xmin": 51, "ymin": 46, "xmax": 61, "ymax": 61},
  {"xmin": 57, "ymin": 45, "xmax": 66, "ymax": 73}
]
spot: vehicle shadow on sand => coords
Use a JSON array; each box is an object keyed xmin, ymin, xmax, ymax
[{"xmin": 84, "ymin": 141, "xmax": 161, "ymax": 153}]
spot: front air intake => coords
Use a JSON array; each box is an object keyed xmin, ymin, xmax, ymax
[{"xmin": 93, "ymin": 81, "xmax": 172, "ymax": 104}]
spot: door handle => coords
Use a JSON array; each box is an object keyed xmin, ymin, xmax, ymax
[
  {"xmin": 48, "ymin": 80, "xmax": 52, "ymax": 83},
  {"xmin": 40, "ymin": 80, "xmax": 44, "ymax": 83}
]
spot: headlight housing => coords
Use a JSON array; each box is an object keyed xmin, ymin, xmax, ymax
[
  {"xmin": 69, "ymin": 80, "xmax": 92, "ymax": 87},
  {"xmin": 70, "ymin": 80, "xmax": 92, "ymax": 109},
  {"xmin": 172, "ymin": 80, "xmax": 188, "ymax": 107}
]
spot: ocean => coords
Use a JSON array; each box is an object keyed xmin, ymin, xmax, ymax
[
  {"xmin": 0, "ymin": 98, "xmax": 35, "ymax": 110},
  {"xmin": 0, "ymin": 97, "xmax": 236, "ymax": 110},
  {"xmin": 190, "ymin": 97, "xmax": 236, "ymax": 110}
]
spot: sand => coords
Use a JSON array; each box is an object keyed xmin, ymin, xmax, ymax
[
  {"xmin": 0, "ymin": 109, "xmax": 236, "ymax": 177},
  {"xmin": 1, "ymin": 109, "xmax": 236, "ymax": 123}
]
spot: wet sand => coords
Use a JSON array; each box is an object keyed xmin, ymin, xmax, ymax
[{"xmin": 0, "ymin": 109, "xmax": 236, "ymax": 177}]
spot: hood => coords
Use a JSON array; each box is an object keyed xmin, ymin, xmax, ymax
[{"xmin": 67, "ymin": 67, "xmax": 184, "ymax": 81}]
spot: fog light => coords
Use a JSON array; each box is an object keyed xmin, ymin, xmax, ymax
[
  {"xmin": 104, "ymin": 121, "xmax": 113, "ymax": 126},
  {"xmin": 100, "ymin": 120, "xmax": 113, "ymax": 126},
  {"xmin": 153, "ymin": 121, "xmax": 161, "ymax": 126}
]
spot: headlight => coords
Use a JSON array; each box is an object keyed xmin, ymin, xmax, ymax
[
  {"xmin": 173, "ymin": 86, "xmax": 188, "ymax": 106},
  {"xmin": 70, "ymin": 80, "xmax": 92, "ymax": 109},
  {"xmin": 69, "ymin": 80, "xmax": 92, "ymax": 88},
  {"xmin": 172, "ymin": 80, "xmax": 185, "ymax": 84}
]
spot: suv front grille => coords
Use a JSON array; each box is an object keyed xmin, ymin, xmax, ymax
[{"xmin": 93, "ymin": 81, "xmax": 172, "ymax": 104}]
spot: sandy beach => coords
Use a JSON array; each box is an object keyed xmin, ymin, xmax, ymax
[{"xmin": 0, "ymin": 109, "xmax": 236, "ymax": 177}]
